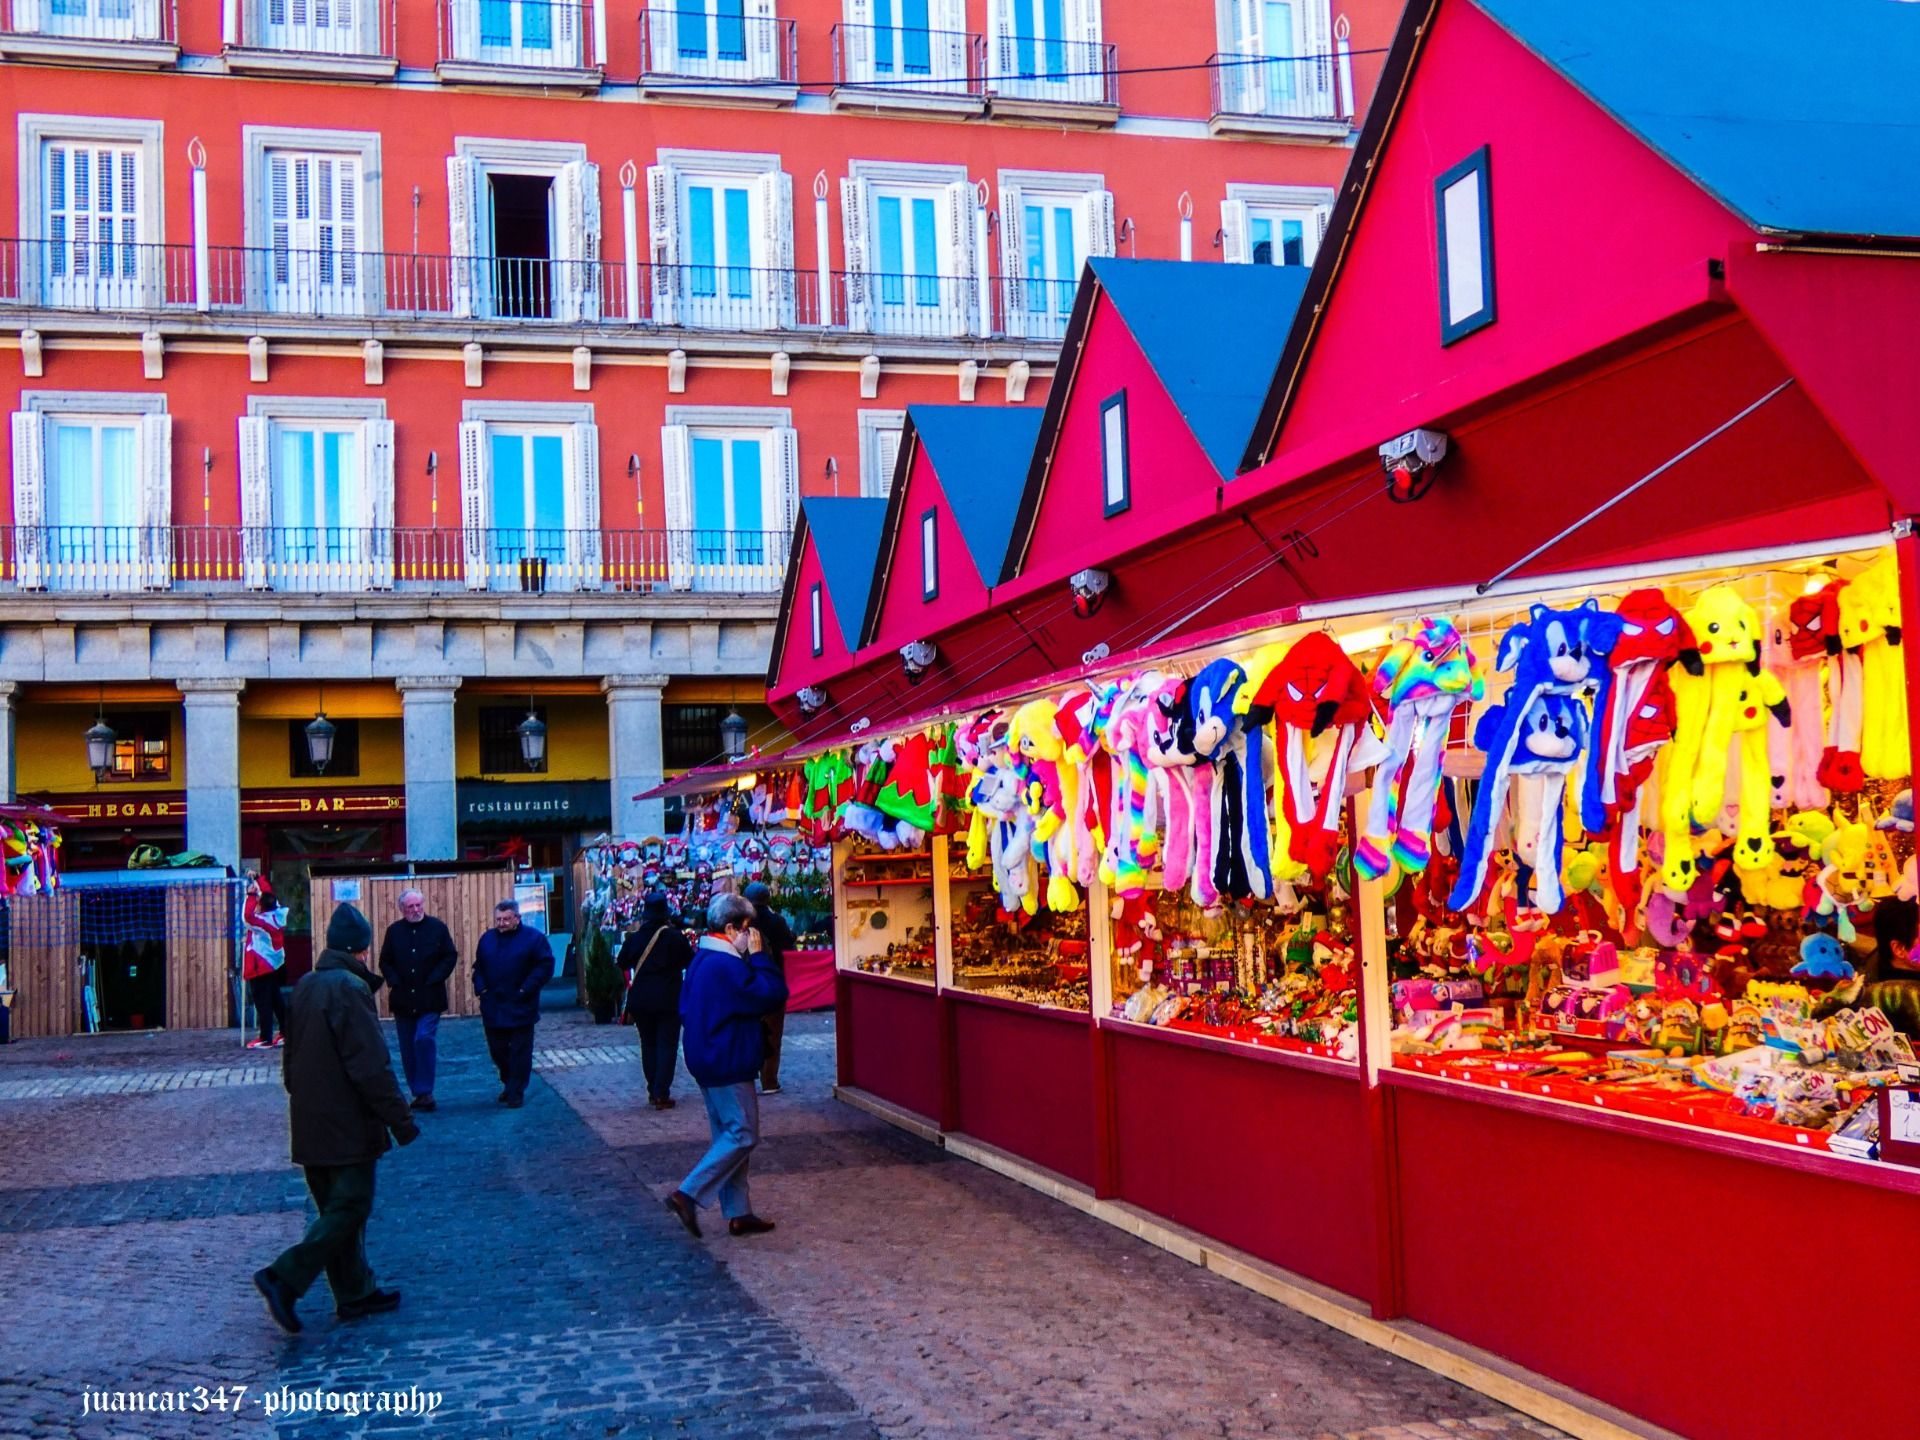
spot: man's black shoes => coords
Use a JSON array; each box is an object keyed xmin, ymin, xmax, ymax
[
  {"xmin": 253, "ymin": 1268, "xmax": 302, "ymax": 1334},
  {"xmin": 664, "ymin": 1190, "xmax": 702, "ymax": 1238},
  {"xmin": 336, "ymin": 1288, "xmax": 402, "ymax": 1321}
]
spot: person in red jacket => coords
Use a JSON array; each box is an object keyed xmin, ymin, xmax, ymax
[{"xmin": 242, "ymin": 875, "xmax": 290, "ymax": 1049}]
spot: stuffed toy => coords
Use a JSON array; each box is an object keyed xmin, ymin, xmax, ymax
[
  {"xmin": 1850, "ymin": 555, "xmax": 1909, "ymax": 782},
  {"xmin": 1010, "ymin": 698, "xmax": 1080, "ymax": 912},
  {"xmin": 1821, "ymin": 579, "xmax": 1867, "ymax": 792},
  {"xmin": 970, "ymin": 757, "xmax": 1038, "ymax": 915},
  {"xmin": 1184, "ymin": 658, "xmax": 1266, "ymax": 903},
  {"xmin": 841, "ymin": 739, "xmax": 923, "ymax": 850},
  {"xmin": 1144, "ymin": 675, "xmax": 1207, "ymax": 902},
  {"xmin": 1581, "ymin": 587, "xmax": 1695, "ymax": 912},
  {"xmin": 1449, "ymin": 601, "xmax": 1619, "ymax": 914},
  {"xmin": 1811, "ymin": 807, "xmax": 1878, "ymax": 943},
  {"xmin": 801, "ymin": 749, "xmax": 858, "ymax": 843},
  {"xmin": 874, "ymin": 729, "xmax": 942, "ymax": 833},
  {"xmin": 1878, "ymin": 789, "xmax": 1917, "ymax": 901},
  {"xmin": 1100, "ymin": 671, "xmax": 1168, "ymax": 896},
  {"xmin": 1357, "ymin": 617, "xmax": 1485, "ymax": 882},
  {"xmin": 1055, "ymin": 682, "xmax": 1119, "ymax": 888},
  {"xmin": 1784, "ymin": 584, "xmax": 1839, "ymax": 808},
  {"xmin": 1793, "ymin": 931, "xmax": 1855, "ymax": 982},
  {"xmin": 1234, "ymin": 642, "xmax": 1300, "ymax": 889},
  {"xmin": 1244, "ymin": 632, "xmax": 1373, "ymax": 883}
]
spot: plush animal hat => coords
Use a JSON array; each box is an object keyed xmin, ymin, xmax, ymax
[
  {"xmin": 1246, "ymin": 632, "xmax": 1371, "ymax": 881},
  {"xmin": 1186, "ymin": 658, "xmax": 1267, "ymax": 904}
]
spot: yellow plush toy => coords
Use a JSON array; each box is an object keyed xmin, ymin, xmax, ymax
[
  {"xmin": 1010, "ymin": 697, "xmax": 1080, "ymax": 912},
  {"xmin": 1850, "ymin": 556, "xmax": 1909, "ymax": 781}
]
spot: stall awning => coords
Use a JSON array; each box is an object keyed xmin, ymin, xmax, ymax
[{"xmin": 633, "ymin": 751, "xmax": 794, "ymax": 802}]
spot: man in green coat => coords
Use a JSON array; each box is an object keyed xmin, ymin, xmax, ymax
[{"xmin": 254, "ymin": 903, "xmax": 419, "ymax": 1334}]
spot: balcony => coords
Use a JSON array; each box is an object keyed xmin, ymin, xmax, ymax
[
  {"xmin": 997, "ymin": 273, "xmax": 1076, "ymax": 343},
  {"xmin": 437, "ymin": 0, "xmax": 600, "ymax": 91},
  {"xmin": 638, "ymin": 8, "xmax": 796, "ymax": 106},
  {"xmin": 0, "ymin": 0, "xmax": 179, "ymax": 67},
  {"xmin": 1, "ymin": 527, "xmax": 792, "ymax": 597},
  {"xmin": 1207, "ymin": 52, "xmax": 1352, "ymax": 141},
  {"xmin": 830, "ymin": 22, "xmax": 982, "ymax": 118},
  {"xmin": 223, "ymin": 0, "xmax": 398, "ymax": 80},
  {"xmin": 984, "ymin": 36, "xmax": 1119, "ymax": 127}
]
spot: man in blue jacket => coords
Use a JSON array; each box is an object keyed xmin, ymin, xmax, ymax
[
  {"xmin": 472, "ymin": 898, "xmax": 550, "ymax": 1109},
  {"xmin": 664, "ymin": 892, "xmax": 788, "ymax": 1239}
]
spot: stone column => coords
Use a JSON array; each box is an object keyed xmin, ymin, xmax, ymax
[
  {"xmin": 398, "ymin": 676, "xmax": 462, "ymax": 861},
  {"xmin": 179, "ymin": 678, "xmax": 245, "ymax": 868},
  {"xmin": 0, "ymin": 682, "xmax": 18, "ymax": 803},
  {"xmin": 603, "ymin": 674, "xmax": 669, "ymax": 839}
]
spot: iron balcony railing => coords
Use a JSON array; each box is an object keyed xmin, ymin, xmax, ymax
[
  {"xmin": 984, "ymin": 35, "xmax": 1117, "ymax": 108},
  {"xmin": 1208, "ymin": 51, "xmax": 1342, "ymax": 122},
  {"xmin": 639, "ymin": 7, "xmax": 794, "ymax": 84},
  {"xmin": 0, "ymin": 0, "xmax": 176, "ymax": 43},
  {"xmin": 237, "ymin": 0, "xmax": 396, "ymax": 58},
  {"xmin": 831, "ymin": 22, "xmax": 978, "ymax": 96},
  {"xmin": 997, "ymin": 273, "xmax": 1076, "ymax": 342},
  {"xmin": 439, "ymin": 0, "xmax": 594, "ymax": 70},
  {"xmin": 1, "ymin": 527, "xmax": 791, "ymax": 596}
]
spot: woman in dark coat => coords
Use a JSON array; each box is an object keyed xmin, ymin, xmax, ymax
[{"xmin": 619, "ymin": 892, "xmax": 694, "ymax": 1109}]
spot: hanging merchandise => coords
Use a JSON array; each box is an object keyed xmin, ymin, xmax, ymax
[
  {"xmin": 1781, "ymin": 584, "xmax": 1838, "ymax": 810},
  {"xmin": 1144, "ymin": 674, "xmax": 1206, "ymax": 903},
  {"xmin": 1098, "ymin": 671, "xmax": 1168, "ymax": 896},
  {"xmin": 1357, "ymin": 617, "xmax": 1485, "ymax": 882},
  {"xmin": 1852, "ymin": 555, "xmax": 1908, "ymax": 781},
  {"xmin": 1244, "ymin": 631, "xmax": 1374, "ymax": 883}
]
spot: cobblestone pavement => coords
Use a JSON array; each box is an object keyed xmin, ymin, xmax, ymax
[{"xmin": 0, "ymin": 1006, "xmax": 1566, "ymax": 1440}]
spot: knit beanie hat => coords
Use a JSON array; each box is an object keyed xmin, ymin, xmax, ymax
[{"xmin": 326, "ymin": 902, "xmax": 374, "ymax": 954}]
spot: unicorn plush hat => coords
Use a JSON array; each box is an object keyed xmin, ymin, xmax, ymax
[
  {"xmin": 1448, "ymin": 600, "xmax": 1621, "ymax": 915},
  {"xmin": 1356, "ymin": 616, "xmax": 1485, "ymax": 882}
]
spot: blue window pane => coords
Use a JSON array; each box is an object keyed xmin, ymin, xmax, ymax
[
  {"xmin": 724, "ymin": 187, "xmax": 752, "ymax": 300},
  {"xmin": 1052, "ymin": 206, "xmax": 1075, "ymax": 313},
  {"xmin": 531, "ymin": 434, "xmax": 566, "ymax": 560},
  {"xmin": 480, "ymin": 0, "xmax": 511, "ymax": 45},
  {"xmin": 1042, "ymin": 0, "xmax": 1065, "ymax": 75},
  {"xmin": 874, "ymin": 0, "xmax": 894, "ymax": 72},
  {"xmin": 731, "ymin": 439, "xmax": 764, "ymax": 563},
  {"xmin": 716, "ymin": 0, "xmax": 745, "ymax": 60},
  {"xmin": 1281, "ymin": 219, "xmax": 1305, "ymax": 267},
  {"xmin": 677, "ymin": 0, "xmax": 708, "ymax": 58},
  {"xmin": 902, "ymin": 0, "xmax": 929, "ymax": 73},
  {"xmin": 1013, "ymin": 0, "xmax": 1035, "ymax": 74},
  {"xmin": 523, "ymin": 0, "xmax": 551, "ymax": 50},
  {"xmin": 278, "ymin": 430, "xmax": 316, "ymax": 558},
  {"xmin": 911, "ymin": 196, "xmax": 938, "ymax": 307},
  {"xmin": 99, "ymin": 427, "xmax": 135, "ymax": 527},
  {"xmin": 1023, "ymin": 203, "xmax": 1046, "ymax": 313},
  {"xmin": 877, "ymin": 195, "xmax": 905, "ymax": 306},
  {"xmin": 1263, "ymin": 1, "xmax": 1296, "ymax": 103},
  {"xmin": 688, "ymin": 186, "xmax": 716, "ymax": 297},
  {"xmin": 1250, "ymin": 216, "xmax": 1273, "ymax": 266},
  {"xmin": 691, "ymin": 435, "xmax": 727, "ymax": 560},
  {"xmin": 490, "ymin": 433, "xmax": 526, "ymax": 562},
  {"xmin": 321, "ymin": 432, "xmax": 345, "ymax": 539}
]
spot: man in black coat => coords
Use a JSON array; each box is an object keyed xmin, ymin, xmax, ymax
[
  {"xmin": 742, "ymin": 882, "xmax": 795, "ymax": 1095},
  {"xmin": 377, "ymin": 888, "xmax": 459, "ymax": 1113},
  {"xmin": 473, "ymin": 898, "xmax": 551, "ymax": 1109},
  {"xmin": 254, "ymin": 903, "xmax": 419, "ymax": 1335}
]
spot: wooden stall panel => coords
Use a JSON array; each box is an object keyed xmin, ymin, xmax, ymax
[
  {"xmin": 951, "ymin": 999, "xmax": 1097, "ymax": 1186},
  {"xmin": 844, "ymin": 974, "xmax": 942, "ymax": 1122},
  {"xmin": 6, "ymin": 889, "xmax": 79, "ymax": 1038},
  {"xmin": 322, "ymin": 871, "xmax": 514, "ymax": 1021},
  {"xmin": 165, "ymin": 882, "xmax": 237, "ymax": 1032}
]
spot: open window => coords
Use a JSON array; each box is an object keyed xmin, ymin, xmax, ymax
[
  {"xmin": 458, "ymin": 403, "xmax": 602, "ymax": 592},
  {"xmin": 10, "ymin": 391, "xmax": 171, "ymax": 591},
  {"xmin": 986, "ymin": 0, "xmax": 1108, "ymax": 107},
  {"xmin": 645, "ymin": 0, "xmax": 784, "ymax": 81},
  {"xmin": 448, "ymin": 147, "xmax": 601, "ymax": 323}
]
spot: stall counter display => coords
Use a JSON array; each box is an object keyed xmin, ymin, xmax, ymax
[
  {"xmin": 1109, "ymin": 881, "xmax": 1359, "ymax": 1061},
  {"xmin": 948, "ymin": 873, "xmax": 1092, "ymax": 1010},
  {"xmin": 1375, "ymin": 549, "xmax": 1920, "ymax": 1163},
  {"xmin": 837, "ymin": 841, "xmax": 936, "ymax": 984}
]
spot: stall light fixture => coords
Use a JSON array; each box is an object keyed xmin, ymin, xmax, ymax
[
  {"xmin": 720, "ymin": 708, "xmax": 750, "ymax": 762},
  {"xmin": 517, "ymin": 701, "xmax": 547, "ymax": 771},
  {"xmin": 795, "ymin": 685, "xmax": 829, "ymax": 715},
  {"xmin": 899, "ymin": 640, "xmax": 938, "ymax": 685}
]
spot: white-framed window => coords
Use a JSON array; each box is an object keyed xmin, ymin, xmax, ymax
[
  {"xmin": 809, "ymin": 579, "xmax": 824, "ymax": 655},
  {"xmin": 237, "ymin": 397, "xmax": 393, "ymax": 592},
  {"xmin": 1100, "ymin": 390, "xmax": 1128, "ymax": 516},
  {"xmin": 839, "ymin": 0, "xmax": 969, "ymax": 91},
  {"xmin": 858, "ymin": 409, "xmax": 906, "ymax": 497},
  {"xmin": 842, "ymin": 160, "xmax": 975, "ymax": 337},
  {"xmin": 447, "ymin": 139, "xmax": 600, "ymax": 323},
  {"xmin": 660, "ymin": 406, "xmax": 798, "ymax": 591},
  {"xmin": 645, "ymin": 0, "xmax": 782, "ymax": 80},
  {"xmin": 998, "ymin": 169, "xmax": 1114, "ymax": 339},
  {"xmin": 1221, "ymin": 184, "xmax": 1332, "ymax": 267},
  {"xmin": 919, "ymin": 508, "xmax": 938, "ymax": 600},
  {"xmin": 244, "ymin": 128, "xmax": 381, "ymax": 317},
  {"xmin": 10, "ymin": 391, "xmax": 171, "ymax": 591},
  {"xmin": 19, "ymin": 115, "xmax": 165, "ymax": 312},
  {"xmin": 247, "ymin": 0, "xmax": 381, "ymax": 54},
  {"xmin": 14, "ymin": 0, "xmax": 164, "ymax": 41},
  {"xmin": 445, "ymin": 0, "xmax": 585, "ymax": 68},
  {"xmin": 646, "ymin": 150, "xmax": 795, "ymax": 330},
  {"xmin": 986, "ymin": 0, "xmax": 1105, "ymax": 104},
  {"xmin": 458, "ymin": 402, "xmax": 602, "ymax": 592},
  {"xmin": 1437, "ymin": 146, "xmax": 1495, "ymax": 345},
  {"xmin": 1217, "ymin": 0, "xmax": 1336, "ymax": 119}
]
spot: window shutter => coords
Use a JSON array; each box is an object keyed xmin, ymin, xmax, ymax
[
  {"xmin": 1232, "ymin": 0, "xmax": 1261, "ymax": 112},
  {"xmin": 746, "ymin": 0, "xmax": 779, "ymax": 79},
  {"xmin": 840, "ymin": 175, "xmax": 872, "ymax": 332},
  {"xmin": 647, "ymin": 164, "xmax": 680, "ymax": 326},
  {"xmin": 363, "ymin": 417, "xmax": 395, "ymax": 590},
  {"xmin": 1089, "ymin": 188, "xmax": 1117, "ymax": 260},
  {"xmin": 446, "ymin": 155, "xmax": 477, "ymax": 318},
  {"xmin": 569, "ymin": 420, "xmax": 603, "ymax": 590},
  {"xmin": 943, "ymin": 179, "xmax": 975, "ymax": 338},
  {"xmin": 139, "ymin": 413, "xmax": 173, "ymax": 590},
  {"xmin": 844, "ymin": 0, "xmax": 872, "ymax": 81},
  {"xmin": 875, "ymin": 424, "xmax": 903, "ymax": 498},
  {"xmin": 132, "ymin": 0, "xmax": 161, "ymax": 39},
  {"xmin": 930, "ymin": 0, "xmax": 967, "ymax": 88},
  {"xmin": 553, "ymin": 160, "xmax": 602, "ymax": 324},
  {"xmin": 237, "ymin": 415, "xmax": 273, "ymax": 589},
  {"xmin": 450, "ymin": 0, "xmax": 478, "ymax": 60},
  {"xmin": 648, "ymin": 3, "xmax": 677, "ymax": 71},
  {"xmin": 987, "ymin": 0, "xmax": 1016, "ymax": 88},
  {"xmin": 10, "ymin": 412, "xmax": 45, "ymax": 591},
  {"xmin": 1073, "ymin": 0, "xmax": 1102, "ymax": 46},
  {"xmin": 554, "ymin": 0, "xmax": 581, "ymax": 66},
  {"xmin": 757, "ymin": 169, "xmax": 797, "ymax": 329},
  {"xmin": 660, "ymin": 423, "xmax": 693, "ymax": 591},
  {"xmin": 1303, "ymin": 0, "xmax": 1334, "ymax": 114},
  {"xmin": 773, "ymin": 424, "xmax": 801, "ymax": 547},
  {"xmin": 1315, "ymin": 203, "xmax": 1331, "ymax": 250},
  {"xmin": 1220, "ymin": 199, "xmax": 1250, "ymax": 264},
  {"xmin": 459, "ymin": 419, "xmax": 490, "ymax": 590},
  {"xmin": 998, "ymin": 183, "xmax": 1027, "ymax": 336},
  {"xmin": 12, "ymin": 0, "xmax": 40, "ymax": 31}
]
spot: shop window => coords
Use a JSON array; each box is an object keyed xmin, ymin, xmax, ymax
[
  {"xmin": 1436, "ymin": 146, "xmax": 1495, "ymax": 345},
  {"xmin": 479, "ymin": 704, "xmax": 547, "ymax": 774},
  {"xmin": 288, "ymin": 717, "xmax": 361, "ymax": 778},
  {"xmin": 1100, "ymin": 390, "xmax": 1129, "ymax": 516},
  {"xmin": 664, "ymin": 703, "xmax": 726, "ymax": 771},
  {"xmin": 921, "ymin": 509, "xmax": 939, "ymax": 600},
  {"xmin": 105, "ymin": 711, "xmax": 171, "ymax": 781}
]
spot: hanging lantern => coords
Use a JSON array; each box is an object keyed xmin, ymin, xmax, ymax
[
  {"xmin": 84, "ymin": 717, "xmax": 116, "ymax": 777},
  {"xmin": 304, "ymin": 712, "xmax": 338, "ymax": 774},
  {"xmin": 720, "ymin": 708, "xmax": 749, "ymax": 762},
  {"xmin": 517, "ymin": 708, "xmax": 547, "ymax": 770}
]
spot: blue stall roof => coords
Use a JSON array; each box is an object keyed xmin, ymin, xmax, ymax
[
  {"xmin": 909, "ymin": 405, "xmax": 1043, "ymax": 582},
  {"xmin": 1477, "ymin": 0, "xmax": 1920, "ymax": 238},
  {"xmin": 1091, "ymin": 258, "xmax": 1311, "ymax": 478},
  {"xmin": 803, "ymin": 497, "xmax": 890, "ymax": 650}
]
